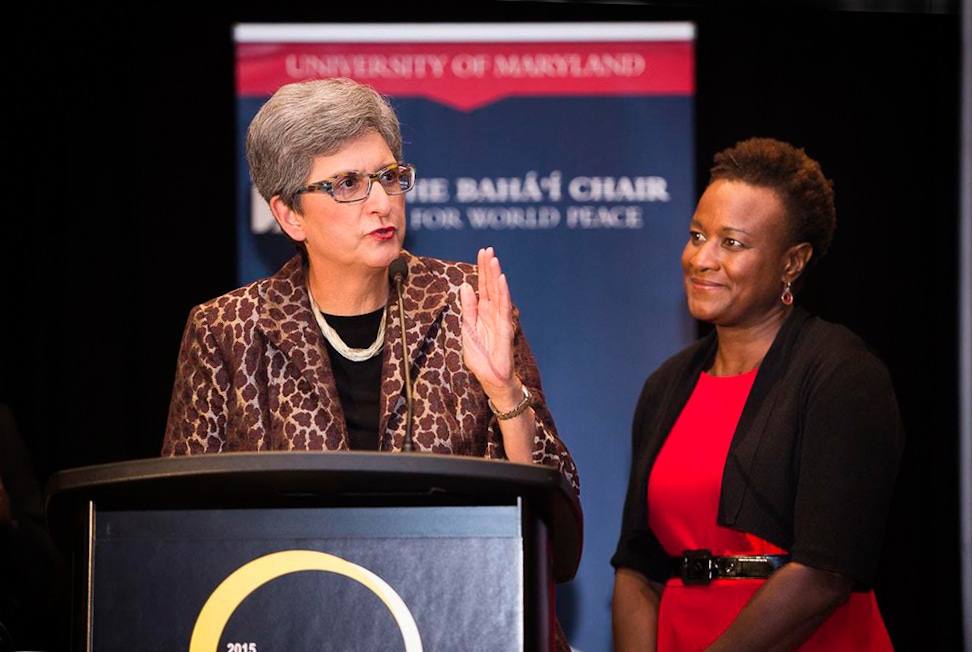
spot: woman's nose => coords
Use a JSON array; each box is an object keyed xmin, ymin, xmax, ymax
[
  {"xmin": 688, "ymin": 241, "xmax": 716, "ymax": 271},
  {"xmin": 365, "ymin": 179, "xmax": 393, "ymax": 209}
]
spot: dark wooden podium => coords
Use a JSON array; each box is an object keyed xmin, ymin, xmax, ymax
[{"xmin": 45, "ymin": 452, "xmax": 583, "ymax": 652}]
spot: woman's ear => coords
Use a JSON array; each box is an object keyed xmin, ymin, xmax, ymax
[
  {"xmin": 270, "ymin": 195, "xmax": 307, "ymax": 242},
  {"xmin": 783, "ymin": 242, "xmax": 814, "ymax": 284}
]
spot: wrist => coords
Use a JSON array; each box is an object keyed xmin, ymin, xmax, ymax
[{"xmin": 488, "ymin": 384, "xmax": 532, "ymax": 421}]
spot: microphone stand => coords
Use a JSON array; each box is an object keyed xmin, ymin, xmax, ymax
[{"xmin": 390, "ymin": 259, "xmax": 414, "ymax": 452}]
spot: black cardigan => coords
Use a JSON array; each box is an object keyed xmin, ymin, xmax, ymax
[{"xmin": 610, "ymin": 307, "xmax": 905, "ymax": 588}]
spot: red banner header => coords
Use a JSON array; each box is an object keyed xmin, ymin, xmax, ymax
[{"xmin": 236, "ymin": 40, "xmax": 694, "ymax": 111}]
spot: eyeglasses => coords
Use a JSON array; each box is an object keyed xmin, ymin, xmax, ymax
[{"xmin": 296, "ymin": 162, "xmax": 416, "ymax": 203}]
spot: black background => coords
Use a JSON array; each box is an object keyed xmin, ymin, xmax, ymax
[{"xmin": 5, "ymin": 1, "xmax": 964, "ymax": 650}]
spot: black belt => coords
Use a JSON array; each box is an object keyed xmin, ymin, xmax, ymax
[{"xmin": 671, "ymin": 549, "xmax": 791, "ymax": 585}]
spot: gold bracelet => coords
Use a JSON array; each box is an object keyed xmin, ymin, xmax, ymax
[{"xmin": 488, "ymin": 385, "xmax": 532, "ymax": 421}]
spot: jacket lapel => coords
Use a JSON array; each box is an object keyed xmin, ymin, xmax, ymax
[
  {"xmin": 720, "ymin": 307, "xmax": 812, "ymax": 521},
  {"xmin": 256, "ymin": 255, "xmax": 349, "ymax": 447}
]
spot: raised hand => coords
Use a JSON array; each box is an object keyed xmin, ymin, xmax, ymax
[{"xmin": 459, "ymin": 247, "xmax": 519, "ymax": 402}]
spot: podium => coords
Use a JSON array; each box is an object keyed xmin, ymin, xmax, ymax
[{"xmin": 45, "ymin": 452, "xmax": 583, "ymax": 652}]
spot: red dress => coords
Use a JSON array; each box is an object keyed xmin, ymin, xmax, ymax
[{"xmin": 647, "ymin": 370, "xmax": 894, "ymax": 651}]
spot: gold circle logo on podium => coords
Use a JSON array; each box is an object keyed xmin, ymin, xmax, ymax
[{"xmin": 189, "ymin": 549, "xmax": 423, "ymax": 651}]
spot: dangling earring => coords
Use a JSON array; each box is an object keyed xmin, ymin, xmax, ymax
[{"xmin": 781, "ymin": 281, "xmax": 794, "ymax": 306}]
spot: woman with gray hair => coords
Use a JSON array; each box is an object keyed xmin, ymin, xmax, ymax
[{"xmin": 162, "ymin": 78, "xmax": 580, "ymax": 649}]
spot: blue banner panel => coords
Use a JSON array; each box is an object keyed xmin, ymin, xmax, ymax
[{"xmin": 234, "ymin": 23, "xmax": 695, "ymax": 651}]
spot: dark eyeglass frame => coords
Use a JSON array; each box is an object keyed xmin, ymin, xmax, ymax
[{"xmin": 296, "ymin": 162, "xmax": 416, "ymax": 203}]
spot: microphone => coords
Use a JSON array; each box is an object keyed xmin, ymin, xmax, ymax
[{"xmin": 389, "ymin": 256, "xmax": 414, "ymax": 452}]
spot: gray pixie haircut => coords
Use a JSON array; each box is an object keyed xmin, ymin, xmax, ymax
[{"xmin": 244, "ymin": 77, "xmax": 404, "ymax": 210}]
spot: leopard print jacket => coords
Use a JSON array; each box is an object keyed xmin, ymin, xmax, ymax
[{"xmin": 161, "ymin": 250, "xmax": 580, "ymax": 496}]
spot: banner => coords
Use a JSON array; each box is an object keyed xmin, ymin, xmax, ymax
[{"xmin": 234, "ymin": 22, "xmax": 695, "ymax": 651}]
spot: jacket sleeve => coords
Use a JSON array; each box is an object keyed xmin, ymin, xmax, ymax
[
  {"xmin": 500, "ymin": 315, "xmax": 581, "ymax": 497},
  {"xmin": 609, "ymin": 372, "xmax": 675, "ymax": 584},
  {"xmin": 789, "ymin": 339, "xmax": 906, "ymax": 586},
  {"xmin": 161, "ymin": 305, "xmax": 230, "ymax": 456}
]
